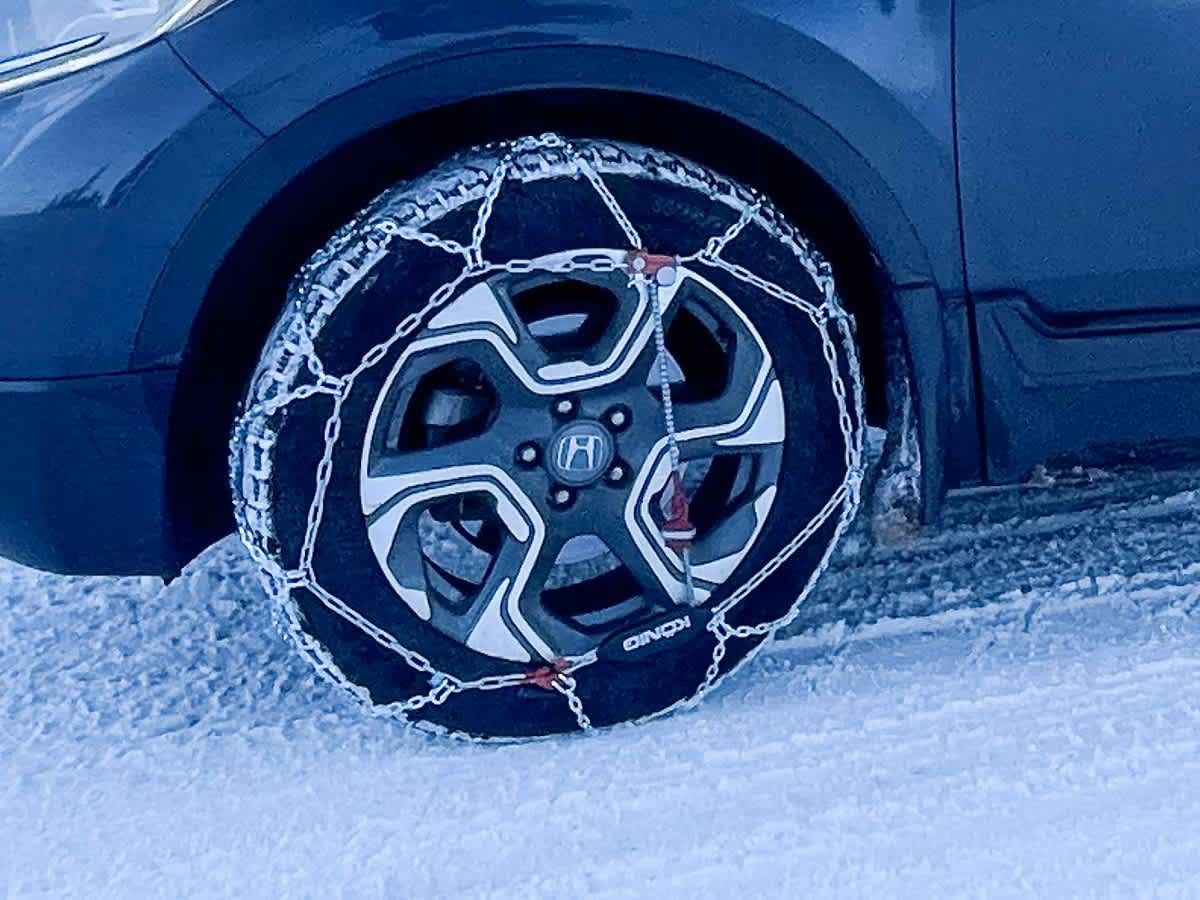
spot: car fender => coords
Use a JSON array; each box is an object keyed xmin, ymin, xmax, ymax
[{"xmin": 165, "ymin": 0, "xmax": 960, "ymax": 300}]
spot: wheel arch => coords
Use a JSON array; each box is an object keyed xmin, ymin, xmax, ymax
[{"xmin": 144, "ymin": 50, "xmax": 946, "ymax": 572}]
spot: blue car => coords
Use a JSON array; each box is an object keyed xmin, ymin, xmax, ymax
[{"xmin": 3, "ymin": 0, "xmax": 1198, "ymax": 738}]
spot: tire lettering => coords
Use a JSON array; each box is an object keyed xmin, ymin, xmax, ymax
[{"xmin": 621, "ymin": 616, "xmax": 692, "ymax": 653}]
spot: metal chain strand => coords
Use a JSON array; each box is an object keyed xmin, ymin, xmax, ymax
[
  {"xmin": 694, "ymin": 199, "xmax": 761, "ymax": 261},
  {"xmin": 374, "ymin": 219, "xmax": 469, "ymax": 259},
  {"xmin": 693, "ymin": 253, "xmax": 823, "ymax": 319},
  {"xmin": 468, "ymin": 156, "xmax": 511, "ymax": 268},
  {"xmin": 641, "ymin": 269, "xmax": 698, "ymax": 605},
  {"xmin": 570, "ymin": 144, "xmax": 643, "ymax": 249},
  {"xmin": 643, "ymin": 275, "xmax": 681, "ymax": 470},
  {"xmin": 554, "ymin": 674, "xmax": 593, "ymax": 731},
  {"xmin": 230, "ymin": 134, "xmax": 866, "ymax": 741}
]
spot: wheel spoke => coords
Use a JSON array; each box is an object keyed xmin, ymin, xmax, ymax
[
  {"xmin": 505, "ymin": 529, "xmax": 595, "ymax": 652},
  {"xmin": 664, "ymin": 279, "xmax": 777, "ymax": 449},
  {"xmin": 429, "ymin": 534, "xmax": 544, "ymax": 661},
  {"xmin": 419, "ymin": 280, "xmax": 552, "ymax": 398},
  {"xmin": 686, "ymin": 484, "xmax": 777, "ymax": 584},
  {"xmin": 622, "ymin": 358, "xmax": 783, "ymax": 602},
  {"xmin": 533, "ymin": 261, "xmax": 687, "ymax": 388},
  {"xmin": 362, "ymin": 434, "xmax": 503, "ymax": 515},
  {"xmin": 411, "ymin": 266, "xmax": 692, "ymax": 399},
  {"xmin": 671, "ymin": 368, "xmax": 785, "ymax": 461},
  {"xmin": 361, "ymin": 463, "xmax": 555, "ymax": 662},
  {"xmin": 597, "ymin": 512, "xmax": 711, "ymax": 607}
]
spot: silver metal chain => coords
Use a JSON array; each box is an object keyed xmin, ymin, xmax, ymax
[
  {"xmin": 230, "ymin": 134, "xmax": 866, "ymax": 740},
  {"xmin": 644, "ymin": 273, "xmax": 680, "ymax": 471},
  {"xmin": 634, "ymin": 260, "xmax": 699, "ymax": 606}
]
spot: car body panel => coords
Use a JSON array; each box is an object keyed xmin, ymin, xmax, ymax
[
  {"xmin": 957, "ymin": 0, "xmax": 1200, "ymax": 479},
  {"xmin": 973, "ymin": 295, "xmax": 1200, "ymax": 481},
  {"xmin": 0, "ymin": 40, "xmax": 262, "ymax": 378},
  {"xmin": 0, "ymin": 368, "xmax": 175, "ymax": 573},
  {"xmin": 169, "ymin": 0, "xmax": 961, "ymax": 294},
  {"xmin": 0, "ymin": 41, "xmax": 262, "ymax": 572},
  {"xmin": 957, "ymin": 0, "xmax": 1200, "ymax": 316}
]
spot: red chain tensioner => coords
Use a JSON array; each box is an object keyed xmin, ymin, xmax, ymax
[
  {"xmin": 661, "ymin": 470, "xmax": 697, "ymax": 551},
  {"xmin": 524, "ymin": 657, "xmax": 571, "ymax": 690},
  {"xmin": 627, "ymin": 250, "xmax": 678, "ymax": 284}
]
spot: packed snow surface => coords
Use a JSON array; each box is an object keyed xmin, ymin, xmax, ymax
[{"xmin": 3, "ymin": 465, "xmax": 1200, "ymax": 897}]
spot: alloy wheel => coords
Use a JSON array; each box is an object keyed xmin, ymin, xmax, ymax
[{"xmin": 360, "ymin": 250, "xmax": 784, "ymax": 662}]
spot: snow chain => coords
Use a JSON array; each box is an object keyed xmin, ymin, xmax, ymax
[{"xmin": 230, "ymin": 133, "xmax": 866, "ymax": 740}]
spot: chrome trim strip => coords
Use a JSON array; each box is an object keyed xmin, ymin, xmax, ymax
[{"xmin": 0, "ymin": 33, "xmax": 105, "ymax": 78}]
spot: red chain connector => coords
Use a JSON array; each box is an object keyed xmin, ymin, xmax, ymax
[
  {"xmin": 661, "ymin": 470, "xmax": 697, "ymax": 551},
  {"xmin": 626, "ymin": 250, "xmax": 678, "ymax": 283},
  {"xmin": 523, "ymin": 657, "xmax": 571, "ymax": 690}
]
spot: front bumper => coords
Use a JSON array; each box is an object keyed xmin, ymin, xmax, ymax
[{"xmin": 0, "ymin": 368, "xmax": 176, "ymax": 574}]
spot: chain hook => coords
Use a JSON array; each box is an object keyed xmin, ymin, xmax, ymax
[{"xmin": 523, "ymin": 657, "xmax": 571, "ymax": 691}]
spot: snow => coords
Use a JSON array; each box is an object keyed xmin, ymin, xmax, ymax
[{"xmin": 3, "ymin": 466, "xmax": 1200, "ymax": 897}]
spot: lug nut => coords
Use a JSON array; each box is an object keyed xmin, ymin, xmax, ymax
[
  {"xmin": 515, "ymin": 442, "xmax": 540, "ymax": 467},
  {"xmin": 604, "ymin": 405, "xmax": 631, "ymax": 431},
  {"xmin": 605, "ymin": 464, "xmax": 626, "ymax": 484},
  {"xmin": 549, "ymin": 487, "xmax": 574, "ymax": 508},
  {"xmin": 552, "ymin": 397, "xmax": 576, "ymax": 418}
]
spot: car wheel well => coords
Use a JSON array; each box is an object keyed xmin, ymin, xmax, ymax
[{"xmin": 167, "ymin": 89, "xmax": 891, "ymax": 571}]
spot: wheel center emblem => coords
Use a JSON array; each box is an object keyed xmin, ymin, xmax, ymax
[{"xmin": 548, "ymin": 421, "xmax": 614, "ymax": 485}]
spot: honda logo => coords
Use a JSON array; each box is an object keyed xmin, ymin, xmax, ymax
[
  {"xmin": 557, "ymin": 434, "xmax": 604, "ymax": 472},
  {"xmin": 548, "ymin": 421, "xmax": 614, "ymax": 485}
]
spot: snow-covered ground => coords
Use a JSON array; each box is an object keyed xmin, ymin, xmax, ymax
[{"xmin": 3, "ymin": 464, "xmax": 1200, "ymax": 898}]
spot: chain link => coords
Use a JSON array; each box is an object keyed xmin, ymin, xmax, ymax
[
  {"xmin": 374, "ymin": 218, "xmax": 469, "ymax": 259},
  {"xmin": 468, "ymin": 156, "xmax": 510, "ymax": 268},
  {"xmin": 640, "ymin": 269, "xmax": 699, "ymax": 606},
  {"xmin": 694, "ymin": 199, "xmax": 761, "ymax": 261},
  {"xmin": 230, "ymin": 134, "xmax": 866, "ymax": 740},
  {"xmin": 693, "ymin": 253, "xmax": 822, "ymax": 318},
  {"xmin": 554, "ymin": 673, "xmax": 593, "ymax": 731},
  {"xmin": 571, "ymin": 143, "xmax": 643, "ymax": 248}
]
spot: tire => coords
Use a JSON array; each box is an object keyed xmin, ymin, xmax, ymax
[{"xmin": 231, "ymin": 134, "xmax": 864, "ymax": 740}]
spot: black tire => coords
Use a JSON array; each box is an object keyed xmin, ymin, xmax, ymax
[{"xmin": 231, "ymin": 135, "xmax": 864, "ymax": 740}]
